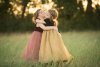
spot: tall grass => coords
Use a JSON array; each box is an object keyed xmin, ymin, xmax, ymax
[{"xmin": 0, "ymin": 31, "xmax": 100, "ymax": 67}]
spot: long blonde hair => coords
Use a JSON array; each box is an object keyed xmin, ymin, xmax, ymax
[
  {"xmin": 32, "ymin": 9, "xmax": 41, "ymax": 24},
  {"xmin": 48, "ymin": 9, "xmax": 59, "ymax": 26}
]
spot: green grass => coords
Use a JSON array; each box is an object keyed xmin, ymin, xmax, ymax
[{"xmin": 0, "ymin": 31, "xmax": 100, "ymax": 67}]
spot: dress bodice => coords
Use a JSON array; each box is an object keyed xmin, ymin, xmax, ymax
[
  {"xmin": 44, "ymin": 18, "xmax": 54, "ymax": 26},
  {"xmin": 34, "ymin": 27, "xmax": 43, "ymax": 33}
]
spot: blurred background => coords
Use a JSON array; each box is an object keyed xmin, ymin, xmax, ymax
[
  {"xmin": 0, "ymin": 0, "xmax": 100, "ymax": 32},
  {"xmin": 0, "ymin": 0, "xmax": 100, "ymax": 67}
]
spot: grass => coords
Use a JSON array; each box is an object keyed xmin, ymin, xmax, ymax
[{"xmin": 0, "ymin": 31, "xmax": 100, "ymax": 67}]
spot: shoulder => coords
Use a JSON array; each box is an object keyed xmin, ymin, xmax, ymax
[{"xmin": 53, "ymin": 19, "xmax": 58, "ymax": 26}]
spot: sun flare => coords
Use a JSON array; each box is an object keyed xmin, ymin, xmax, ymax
[{"xmin": 77, "ymin": 0, "xmax": 100, "ymax": 12}]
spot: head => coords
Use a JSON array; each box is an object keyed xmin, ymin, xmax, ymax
[
  {"xmin": 48, "ymin": 9, "xmax": 58, "ymax": 19},
  {"xmin": 33, "ymin": 9, "xmax": 45, "ymax": 20},
  {"xmin": 48, "ymin": 9, "xmax": 59, "ymax": 26},
  {"xmin": 44, "ymin": 11, "xmax": 51, "ymax": 19}
]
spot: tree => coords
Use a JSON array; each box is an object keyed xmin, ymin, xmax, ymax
[
  {"xmin": 0, "ymin": 0, "xmax": 10, "ymax": 15},
  {"xmin": 22, "ymin": 0, "xmax": 30, "ymax": 18}
]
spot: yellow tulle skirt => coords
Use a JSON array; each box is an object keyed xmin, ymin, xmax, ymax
[{"xmin": 39, "ymin": 30, "xmax": 73, "ymax": 63}]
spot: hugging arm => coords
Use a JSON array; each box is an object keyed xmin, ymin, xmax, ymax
[
  {"xmin": 36, "ymin": 19, "xmax": 58, "ymax": 31},
  {"xmin": 36, "ymin": 19, "xmax": 45, "ymax": 24},
  {"xmin": 37, "ymin": 23, "xmax": 58, "ymax": 31}
]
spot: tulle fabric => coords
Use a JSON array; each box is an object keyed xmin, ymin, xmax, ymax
[
  {"xmin": 39, "ymin": 30, "xmax": 73, "ymax": 63},
  {"xmin": 22, "ymin": 31, "xmax": 42, "ymax": 61}
]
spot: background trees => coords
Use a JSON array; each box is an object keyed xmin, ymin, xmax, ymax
[{"xmin": 0, "ymin": 0, "xmax": 100, "ymax": 32}]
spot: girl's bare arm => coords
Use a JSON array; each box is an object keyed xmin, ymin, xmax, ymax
[
  {"xmin": 36, "ymin": 19, "xmax": 45, "ymax": 24},
  {"xmin": 37, "ymin": 23, "xmax": 58, "ymax": 31}
]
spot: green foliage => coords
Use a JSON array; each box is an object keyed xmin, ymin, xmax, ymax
[
  {"xmin": 56, "ymin": 0, "xmax": 100, "ymax": 31},
  {"xmin": 58, "ymin": 12, "xmax": 100, "ymax": 31},
  {"xmin": 0, "ymin": 14, "xmax": 35, "ymax": 32}
]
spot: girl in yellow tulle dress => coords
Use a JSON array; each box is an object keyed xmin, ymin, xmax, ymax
[{"xmin": 39, "ymin": 9, "xmax": 73, "ymax": 63}]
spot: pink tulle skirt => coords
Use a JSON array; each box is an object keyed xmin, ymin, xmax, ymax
[{"xmin": 22, "ymin": 31, "xmax": 42, "ymax": 61}]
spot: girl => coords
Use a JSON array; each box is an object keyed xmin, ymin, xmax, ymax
[
  {"xmin": 22, "ymin": 9, "xmax": 57, "ymax": 62},
  {"xmin": 39, "ymin": 9, "xmax": 73, "ymax": 63}
]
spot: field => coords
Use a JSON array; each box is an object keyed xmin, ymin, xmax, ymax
[{"xmin": 0, "ymin": 31, "xmax": 100, "ymax": 67}]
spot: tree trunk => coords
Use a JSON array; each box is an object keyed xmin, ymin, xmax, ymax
[{"xmin": 21, "ymin": 0, "xmax": 30, "ymax": 18}]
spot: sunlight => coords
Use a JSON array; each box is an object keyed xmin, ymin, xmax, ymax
[
  {"xmin": 60, "ymin": 6, "xmax": 64, "ymax": 9},
  {"xmin": 77, "ymin": 0, "xmax": 88, "ymax": 11},
  {"xmin": 92, "ymin": 0, "xmax": 98, "ymax": 9},
  {"xmin": 77, "ymin": 0, "xmax": 81, "ymax": 4},
  {"xmin": 91, "ymin": 0, "xmax": 100, "ymax": 11},
  {"xmin": 0, "ymin": 0, "xmax": 1, "ymax": 3},
  {"xmin": 98, "ymin": 0, "xmax": 100, "ymax": 5},
  {"xmin": 41, "ymin": 1, "xmax": 54, "ymax": 10},
  {"xmin": 82, "ymin": 0, "xmax": 88, "ymax": 11},
  {"xmin": 8, "ymin": 0, "xmax": 57, "ymax": 17},
  {"xmin": 28, "ymin": 7, "xmax": 39, "ymax": 14},
  {"xmin": 10, "ymin": 2, "xmax": 22, "ymax": 16},
  {"xmin": 0, "ymin": 0, "xmax": 4, "ymax": 3},
  {"xmin": 92, "ymin": 0, "xmax": 100, "ymax": 8},
  {"xmin": 13, "ymin": 5, "xmax": 22, "ymax": 16},
  {"xmin": 77, "ymin": 0, "xmax": 100, "ymax": 12},
  {"xmin": 28, "ymin": 7, "xmax": 35, "ymax": 14}
]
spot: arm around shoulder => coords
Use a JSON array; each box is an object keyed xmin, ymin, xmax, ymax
[{"xmin": 37, "ymin": 23, "xmax": 57, "ymax": 30}]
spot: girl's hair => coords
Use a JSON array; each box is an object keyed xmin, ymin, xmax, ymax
[
  {"xmin": 48, "ymin": 9, "xmax": 59, "ymax": 26},
  {"xmin": 33, "ymin": 9, "xmax": 41, "ymax": 24}
]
